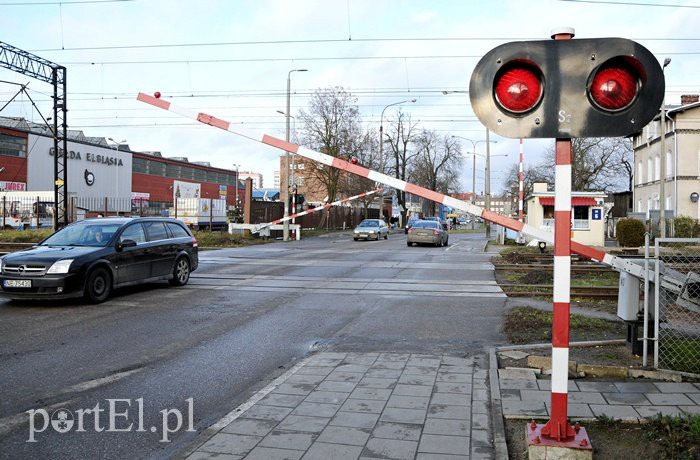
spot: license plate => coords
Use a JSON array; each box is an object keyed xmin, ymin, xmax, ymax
[{"xmin": 3, "ymin": 279, "xmax": 31, "ymax": 288}]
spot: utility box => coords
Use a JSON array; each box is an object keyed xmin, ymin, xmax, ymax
[{"xmin": 617, "ymin": 271, "xmax": 642, "ymax": 321}]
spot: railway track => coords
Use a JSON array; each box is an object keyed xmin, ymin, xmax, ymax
[{"xmin": 501, "ymin": 284, "xmax": 619, "ymax": 299}]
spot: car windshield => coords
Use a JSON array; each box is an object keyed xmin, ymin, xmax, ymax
[
  {"xmin": 40, "ymin": 223, "xmax": 122, "ymax": 247},
  {"xmin": 413, "ymin": 221, "xmax": 439, "ymax": 229},
  {"xmin": 358, "ymin": 220, "xmax": 379, "ymax": 227}
]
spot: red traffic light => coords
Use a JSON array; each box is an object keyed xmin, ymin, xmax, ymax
[
  {"xmin": 154, "ymin": 91, "xmax": 161, "ymax": 99},
  {"xmin": 351, "ymin": 157, "xmax": 359, "ymax": 165},
  {"xmin": 588, "ymin": 58, "xmax": 641, "ymax": 112},
  {"xmin": 494, "ymin": 62, "xmax": 544, "ymax": 114}
]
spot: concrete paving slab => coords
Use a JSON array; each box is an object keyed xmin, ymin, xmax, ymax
[
  {"xmin": 501, "ymin": 400, "xmax": 548, "ymax": 417},
  {"xmin": 681, "ymin": 405, "xmax": 700, "ymax": 415},
  {"xmin": 568, "ymin": 392, "xmax": 606, "ymax": 404},
  {"xmin": 472, "ymin": 389, "xmax": 489, "ymax": 401},
  {"xmin": 392, "ymin": 384, "xmax": 434, "ymax": 397},
  {"xmin": 416, "ymin": 453, "xmax": 469, "ymax": 460},
  {"xmin": 436, "ymin": 373, "xmax": 471, "ymax": 383},
  {"xmin": 645, "ymin": 393, "xmax": 696, "ymax": 406},
  {"xmin": 418, "ymin": 434, "xmax": 470, "ymax": 455},
  {"xmin": 635, "ymin": 405, "xmax": 685, "ymax": 418},
  {"xmin": 329, "ymin": 411, "xmax": 380, "ymax": 429},
  {"xmin": 498, "ymin": 368, "xmax": 537, "ymax": 380},
  {"xmin": 304, "ymin": 391, "xmax": 350, "ymax": 404},
  {"xmin": 589, "ymin": 404, "xmax": 640, "ymax": 420},
  {"xmin": 372, "ymin": 421, "xmax": 422, "ymax": 441},
  {"xmin": 315, "ymin": 380, "xmax": 357, "ymax": 393},
  {"xmin": 187, "ymin": 451, "xmax": 242, "ymax": 460},
  {"xmin": 499, "ymin": 379, "xmax": 538, "ymax": 390},
  {"xmin": 276, "ymin": 415, "xmax": 331, "ymax": 433},
  {"xmin": 430, "ymin": 393, "xmax": 470, "ymax": 406},
  {"xmin": 362, "ymin": 437, "xmax": 418, "ymax": 459},
  {"xmin": 654, "ymin": 382, "xmax": 700, "ymax": 393},
  {"xmin": 402, "ymin": 366, "xmax": 439, "ymax": 376},
  {"xmin": 259, "ymin": 431, "xmax": 316, "ymax": 451},
  {"xmin": 689, "ymin": 393, "xmax": 700, "ymax": 405},
  {"xmin": 241, "ymin": 404, "xmax": 294, "ymax": 422},
  {"xmin": 220, "ymin": 418, "xmax": 278, "ymax": 437},
  {"xmin": 427, "ymin": 404, "xmax": 471, "ymax": 420},
  {"xmin": 197, "ymin": 433, "xmax": 261, "ymax": 456},
  {"xmin": 371, "ymin": 361, "xmax": 407, "ymax": 370},
  {"xmin": 356, "ymin": 376, "xmax": 397, "ymax": 390},
  {"xmin": 285, "ymin": 374, "xmax": 326, "ymax": 385},
  {"xmin": 576, "ymin": 381, "xmax": 619, "ymax": 393},
  {"xmin": 326, "ymin": 371, "xmax": 365, "ymax": 383},
  {"xmin": 519, "ymin": 390, "xmax": 550, "ymax": 402},
  {"xmin": 316, "ymin": 426, "xmax": 371, "ymax": 446},
  {"xmin": 259, "ymin": 394, "xmax": 307, "ymax": 408},
  {"xmin": 379, "ymin": 407, "xmax": 428, "ymax": 425},
  {"xmin": 386, "ymin": 395, "xmax": 431, "ymax": 410},
  {"xmin": 292, "ymin": 402, "xmax": 341, "ymax": 418},
  {"xmin": 398, "ymin": 373, "xmax": 437, "ymax": 386},
  {"xmin": 302, "ymin": 442, "xmax": 363, "ymax": 460},
  {"xmin": 340, "ymin": 398, "xmax": 387, "ymax": 414},
  {"xmin": 377, "ymin": 353, "xmax": 411, "ymax": 362},
  {"xmin": 423, "ymin": 418, "xmax": 469, "ymax": 436},
  {"xmin": 365, "ymin": 368, "xmax": 403, "ymax": 379},
  {"xmin": 349, "ymin": 387, "xmax": 393, "ymax": 401},
  {"xmin": 498, "ymin": 350, "xmax": 530, "ymax": 360},
  {"xmin": 471, "ymin": 412, "xmax": 490, "ymax": 430},
  {"xmin": 613, "ymin": 382, "xmax": 659, "ymax": 393},
  {"xmin": 274, "ymin": 383, "xmax": 317, "ymax": 396},
  {"xmin": 543, "ymin": 402, "xmax": 594, "ymax": 418},
  {"xmin": 603, "ymin": 392, "xmax": 652, "ymax": 405},
  {"xmin": 244, "ymin": 446, "xmax": 303, "ymax": 460},
  {"xmin": 295, "ymin": 366, "xmax": 334, "ymax": 377},
  {"xmin": 535, "ymin": 379, "xmax": 579, "ymax": 392}
]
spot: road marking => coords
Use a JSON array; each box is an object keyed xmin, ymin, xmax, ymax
[{"xmin": 0, "ymin": 399, "xmax": 76, "ymax": 437}]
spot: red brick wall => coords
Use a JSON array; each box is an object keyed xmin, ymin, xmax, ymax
[{"xmin": 0, "ymin": 155, "xmax": 28, "ymax": 184}]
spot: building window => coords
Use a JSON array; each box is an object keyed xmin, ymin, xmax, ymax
[
  {"xmin": 654, "ymin": 155, "xmax": 660, "ymax": 181},
  {"xmin": 666, "ymin": 151, "xmax": 673, "ymax": 178},
  {"xmin": 180, "ymin": 167, "xmax": 194, "ymax": 180},
  {"xmin": 637, "ymin": 199, "xmax": 643, "ymax": 212},
  {"xmin": 165, "ymin": 164, "xmax": 180, "ymax": 178},
  {"xmin": 148, "ymin": 161, "xmax": 165, "ymax": 176},
  {"xmin": 0, "ymin": 133, "xmax": 27, "ymax": 157},
  {"xmin": 133, "ymin": 157, "xmax": 147, "ymax": 173},
  {"xmin": 573, "ymin": 206, "xmax": 589, "ymax": 230},
  {"xmin": 193, "ymin": 168, "xmax": 206, "ymax": 182},
  {"xmin": 647, "ymin": 158, "xmax": 653, "ymax": 182},
  {"xmin": 637, "ymin": 161, "xmax": 643, "ymax": 185}
]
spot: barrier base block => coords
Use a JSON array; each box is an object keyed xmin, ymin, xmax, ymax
[{"xmin": 527, "ymin": 423, "xmax": 592, "ymax": 460}]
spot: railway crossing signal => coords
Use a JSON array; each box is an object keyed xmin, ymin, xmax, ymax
[{"xmin": 469, "ymin": 37, "xmax": 665, "ymax": 139}]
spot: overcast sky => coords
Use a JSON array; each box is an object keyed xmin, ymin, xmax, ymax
[{"xmin": 1, "ymin": 0, "xmax": 698, "ymax": 193}]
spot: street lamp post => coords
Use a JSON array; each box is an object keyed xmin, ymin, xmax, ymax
[
  {"xmin": 659, "ymin": 58, "xmax": 671, "ymax": 238},
  {"xmin": 451, "ymin": 135, "xmax": 499, "ymax": 229},
  {"xmin": 232, "ymin": 163, "xmax": 240, "ymax": 211},
  {"xmin": 379, "ymin": 99, "xmax": 416, "ymax": 222},
  {"xmin": 283, "ymin": 69, "xmax": 307, "ymax": 242}
]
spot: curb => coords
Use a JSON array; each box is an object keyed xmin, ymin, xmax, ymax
[{"xmin": 488, "ymin": 347, "xmax": 509, "ymax": 459}]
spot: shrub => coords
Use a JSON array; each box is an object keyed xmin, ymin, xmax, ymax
[
  {"xmin": 673, "ymin": 215, "xmax": 700, "ymax": 238},
  {"xmin": 616, "ymin": 218, "xmax": 645, "ymax": 247}
]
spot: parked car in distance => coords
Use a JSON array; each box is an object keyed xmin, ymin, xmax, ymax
[
  {"xmin": 423, "ymin": 216, "xmax": 449, "ymax": 231},
  {"xmin": 0, "ymin": 217, "xmax": 198, "ymax": 303},
  {"xmin": 406, "ymin": 220, "xmax": 449, "ymax": 247},
  {"xmin": 405, "ymin": 217, "xmax": 419, "ymax": 234},
  {"xmin": 353, "ymin": 219, "xmax": 389, "ymax": 241}
]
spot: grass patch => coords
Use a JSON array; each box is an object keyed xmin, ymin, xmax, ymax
[
  {"xmin": 659, "ymin": 339, "xmax": 700, "ymax": 374},
  {"xmin": 645, "ymin": 414, "xmax": 700, "ymax": 459},
  {"xmin": 192, "ymin": 230, "xmax": 266, "ymax": 248},
  {"xmin": 503, "ymin": 306, "xmax": 623, "ymax": 344},
  {"xmin": 0, "ymin": 229, "xmax": 53, "ymax": 243}
]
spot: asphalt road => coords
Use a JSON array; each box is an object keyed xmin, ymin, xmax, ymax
[{"xmin": 0, "ymin": 230, "xmax": 508, "ymax": 459}]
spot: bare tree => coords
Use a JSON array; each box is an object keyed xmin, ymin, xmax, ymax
[
  {"xmin": 343, "ymin": 129, "xmax": 380, "ymax": 218},
  {"xmin": 384, "ymin": 111, "xmax": 420, "ymax": 225},
  {"xmin": 411, "ymin": 131, "xmax": 463, "ymax": 215},
  {"xmin": 298, "ymin": 86, "xmax": 364, "ymax": 204},
  {"xmin": 538, "ymin": 137, "xmax": 633, "ymax": 192}
]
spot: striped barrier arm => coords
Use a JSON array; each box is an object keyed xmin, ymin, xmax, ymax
[
  {"xmin": 254, "ymin": 188, "xmax": 383, "ymax": 233},
  {"xmin": 136, "ymin": 92, "xmax": 641, "ymax": 279}
]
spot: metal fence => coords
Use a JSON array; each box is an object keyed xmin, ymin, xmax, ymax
[{"xmin": 649, "ymin": 238, "xmax": 700, "ymax": 374}]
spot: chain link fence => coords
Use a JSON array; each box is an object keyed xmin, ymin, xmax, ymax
[{"xmin": 652, "ymin": 238, "xmax": 700, "ymax": 374}]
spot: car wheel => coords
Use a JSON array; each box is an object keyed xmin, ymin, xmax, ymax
[
  {"xmin": 353, "ymin": 237, "xmax": 358, "ymax": 241},
  {"xmin": 384, "ymin": 233, "xmax": 388, "ymax": 240},
  {"xmin": 85, "ymin": 267, "xmax": 111, "ymax": 304},
  {"xmin": 444, "ymin": 238, "xmax": 449, "ymax": 246},
  {"xmin": 407, "ymin": 241, "xmax": 412, "ymax": 247},
  {"xmin": 170, "ymin": 257, "xmax": 190, "ymax": 286}
]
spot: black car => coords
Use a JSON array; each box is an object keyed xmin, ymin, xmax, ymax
[{"xmin": 0, "ymin": 217, "xmax": 198, "ymax": 303}]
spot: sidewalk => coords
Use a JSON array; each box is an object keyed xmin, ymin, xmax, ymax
[{"xmin": 184, "ymin": 352, "xmax": 497, "ymax": 460}]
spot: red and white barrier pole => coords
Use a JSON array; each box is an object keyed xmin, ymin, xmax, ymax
[
  {"xmin": 254, "ymin": 188, "xmax": 382, "ymax": 232},
  {"xmin": 539, "ymin": 27, "xmax": 577, "ymax": 445},
  {"xmin": 518, "ymin": 138, "xmax": 524, "ymax": 222}
]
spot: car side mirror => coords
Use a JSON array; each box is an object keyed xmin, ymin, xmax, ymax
[{"xmin": 116, "ymin": 239, "xmax": 137, "ymax": 251}]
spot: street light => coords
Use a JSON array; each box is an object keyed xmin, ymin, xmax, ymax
[
  {"xmin": 379, "ymin": 99, "xmax": 416, "ymax": 222},
  {"xmin": 451, "ymin": 135, "xmax": 500, "ymax": 230},
  {"xmin": 232, "ymin": 163, "xmax": 240, "ymax": 210},
  {"xmin": 283, "ymin": 68, "xmax": 307, "ymax": 242},
  {"xmin": 659, "ymin": 57, "xmax": 671, "ymax": 238}
]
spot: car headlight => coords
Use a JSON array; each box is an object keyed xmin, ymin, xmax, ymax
[
  {"xmin": 369, "ymin": 230, "xmax": 375, "ymax": 233},
  {"xmin": 47, "ymin": 259, "xmax": 74, "ymax": 274}
]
